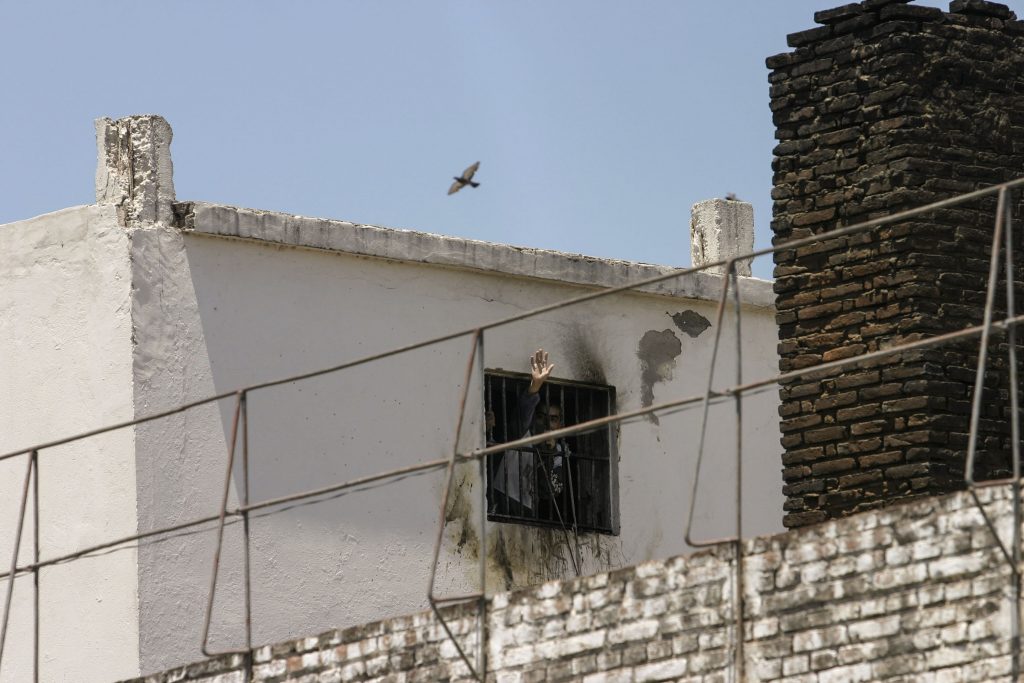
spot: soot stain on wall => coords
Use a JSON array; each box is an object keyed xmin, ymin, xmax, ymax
[
  {"xmin": 669, "ymin": 310, "xmax": 711, "ymax": 338},
  {"xmin": 444, "ymin": 465, "xmax": 480, "ymax": 557},
  {"xmin": 486, "ymin": 524, "xmax": 622, "ymax": 591},
  {"xmin": 638, "ymin": 330, "xmax": 682, "ymax": 425},
  {"xmin": 487, "ymin": 526, "xmax": 572, "ymax": 590},
  {"xmin": 443, "ymin": 464, "xmax": 570, "ymax": 590},
  {"xmin": 444, "ymin": 323, "xmax": 623, "ymax": 592},
  {"xmin": 444, "ymin": 464, "xmax": 620, "ymax": 592},
  {"xmin": 564, "ymin": 323, "xmax": 608, "ymax": 386}
]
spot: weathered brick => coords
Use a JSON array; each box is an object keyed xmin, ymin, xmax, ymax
[
  {"xmin": 784, "ymin": 509, "xmax": 829, "ymax": 527},
  {"xmin": 858, "ymin": 450, "xmax": 903, "ymax": 468},
  {"xmin": 782, "ymin": 446, "xmax": 827, "ymax": 466},
  {"xmin": 805, "ymin": 426, "xmax": 848, "ymax": 443},
  {"xmin": 771, "ymin": 1, "xmax": 1024, "ymax": 526},
  {"xmin": 837, "ymin": 437, "xmax": 882, "ymax": 456},
  {"xmin": 814, "ymin": 3, "xmax": 863, "ymax": 25},
  {"xmin": 814, "ymin": 391, "xmax": 858, "ymax": 411},
  {"xmin": 782, "ymin": 414, "xmax": 824, "ymax": 432},
  {"xmin": 836, "ymin": 404, "xmax": 879, "ymax": 422},
  {"xmin": 823, "ymin": 344, "xmax": 867, "ymax": 362},
  {"xmin": 834, "ymin": 371, "xmax": 880, "ymax": 390},
  {"xmin": 811, "ymin": 457, "xmax": 857, "ymax": 475},
  {"xmin": 881, "ymin": 396, "xmax": 930, "ymax": 412},
  {"xmin": 850, "ymin": 419, "xmax": 887, "ymax": 436},
  {"xmin": 885, "ymin": 462, "xmax": 931, "ymax": 479},
  {"xmin": 838, "ymin": 470, "xmax": 883, "ymax": 488},
  {"xmin": 788, "ymin": 25, "xmax": 834, "ymax": 47}
]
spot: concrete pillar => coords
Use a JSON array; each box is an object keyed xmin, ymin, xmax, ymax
[
  {"xmin": 95, "ymin": 115, "xmax": 175, "ymax": 227},
  {"xmin": 689, "ymin": 198, "xmax": 754, "ymax": 276}
]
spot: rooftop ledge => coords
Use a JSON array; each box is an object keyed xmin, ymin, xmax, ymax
[{"xmin": 175, "ymin": 201, "xmax": 775, "ymax": 309}]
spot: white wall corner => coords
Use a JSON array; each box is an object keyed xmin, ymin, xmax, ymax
[
  {"xmin": 689, "ymin": 198, "xmax": 755, "ymax": 276},
  {"xmin": 95, "ymin": 115, "xmax": 176, "ymax": 227}
]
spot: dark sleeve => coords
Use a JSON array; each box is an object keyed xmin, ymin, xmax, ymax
[{"xmin": 518, "ymin": 390, "xmax": 540, "ymax": 439}]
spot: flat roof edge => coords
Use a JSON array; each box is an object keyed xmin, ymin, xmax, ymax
[
  {"xmin": 178, "ymin": 201, "xmax": 776, "ymax": 308},
  {"xmin": 0, "ymin": 204, "xmax": 100, "ymax": 230}
]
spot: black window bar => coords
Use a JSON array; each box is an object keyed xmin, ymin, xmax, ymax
[{"xmin": 484, "ymin": 372, "xmax": 615, "ymax": 534}]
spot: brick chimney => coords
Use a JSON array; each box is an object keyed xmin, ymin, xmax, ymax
[{"xmin": 768, "ymin": 0, "xmax": 1024, "ymax": 527}]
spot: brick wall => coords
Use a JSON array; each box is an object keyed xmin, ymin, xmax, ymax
[
  {"xmin": 125, "ymin": 484, "xmax": 1017, "ymax": 683},
  {"xmin": 769, "ymin": 0, "xmax": 1024, "ymax": 527}
]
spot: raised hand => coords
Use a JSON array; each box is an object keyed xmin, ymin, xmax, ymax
[{"xmin": 528, "ymin": 348, "xmax": 554, "ymax": 394}]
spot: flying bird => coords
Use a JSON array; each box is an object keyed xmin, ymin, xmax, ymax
[
  {"xmin": 725, "ymin": 192, "xmax": 740, "ymax": 201},
  {"xmin": 448, "ymin": 162, "xmax": 481, "ymax": 195}
]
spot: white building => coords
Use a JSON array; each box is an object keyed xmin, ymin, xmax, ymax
[{"xmin": 0, "ymin": 115, "xmax": 782, "ymax": 682}]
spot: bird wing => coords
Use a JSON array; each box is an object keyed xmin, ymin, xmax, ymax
[
  {"xmin": 461, "ymin": 161, "xmax": 480, "ymax": 182},
  {"xmin": 448, "ymin": 179, "xmax": 464, "ymax": 195}
]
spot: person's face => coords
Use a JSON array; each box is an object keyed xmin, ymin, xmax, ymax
[
  {"xmin": 546, "ymin": 406, "xmax": 563, "ymax": 432},
  {"xmin": 535, "ymin": 405, "xmax": 563, "ymax": 436}
]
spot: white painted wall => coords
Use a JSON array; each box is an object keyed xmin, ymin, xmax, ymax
[
  {"xmin": 0, "ymin": 206, "xmax": 140, "ymax": 683},
  {"xmin": 127, "ymin": 222, "xmax": 783, "ymax": 674},
  {"xmin": 0, "ymin": 202, "xmax": 784, "ymax": 680}
]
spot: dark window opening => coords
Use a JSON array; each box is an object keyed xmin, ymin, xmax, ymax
[{"xmin": 484, "ymin": 371, "xmax": 615, "ymax": 534}]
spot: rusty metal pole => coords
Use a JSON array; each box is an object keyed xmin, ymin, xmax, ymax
[
  {"xmin": 201, "ymin": 392, "xmax": 246, "ymax": 657},
  {"xmin": 427, "ymin": 331, "xmax": 483, "ymax": 682},
  {"xmin": 0, "ymin": 451, "xmax": 34, "ymax": 671},
  {"xmin": 965, "ymin": 188, "xmax": 1008, "ymax": 487},
  {"xmin": 240, "ymin": 394, "xmax": 254, "ymax": 680},
  {"xmin": 476, "ymin": 332, "xmax": 488, "ymax": 682},
  {"xmin": 963, "ymin": 192, "xmax": 1015, "ymax": 569},
  {"xmin": 961, "ymin": 188, "xmax": 1019, "ymax": 677},
  {"xmin": 730, "ymin": 262, "xmax": 745, "ymax": 683},
  {"xmin": 32, "ymin": 449, "xmax": 39, "ymax": 683},
  {"xmin": 685, "ymin": 266, "xmax": 733, "ymax": 547},
  {"xmin": 1002, "ymin": 193, "xmax": 1022, "ymax": 682}
]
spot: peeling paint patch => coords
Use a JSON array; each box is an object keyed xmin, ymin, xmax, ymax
[
  {"xmin": 668, "ymin": 310, "xmax": 711, "ymax": 338},
  {"xmin": 637, "ymin": 330, "xmax": 682, "ymax": 425}
]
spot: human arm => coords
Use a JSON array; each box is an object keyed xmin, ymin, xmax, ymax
[
  {"xmin": 518, "ymin": 348, "xmax": 554, "ymax": 434},
  {"xmin": 528, "ymin": 348, "xmax": 554, "ymax": 394}
]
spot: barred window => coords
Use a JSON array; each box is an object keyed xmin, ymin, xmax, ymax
[{"xmin": 484, "ymin": 371, "xmax": 615, "ymax": 534}]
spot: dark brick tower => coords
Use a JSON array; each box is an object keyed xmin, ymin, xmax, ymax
[{"xmin": 768, "ymin": 0, "xmax": 1024, "ymax": 527}]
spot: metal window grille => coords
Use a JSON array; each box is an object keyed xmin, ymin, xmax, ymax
[{"xmin": 484, "ymin": 371, "xmax": 615, "ymax": 534}]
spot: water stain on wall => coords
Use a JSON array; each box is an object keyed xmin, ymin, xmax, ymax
[
  {"xmin": 668, "ymin": 310, "xmax": 711, "ymax": 338},
  {"xmin": 637, "ymin": 330, "xmax": 682, "ymax": 425}
]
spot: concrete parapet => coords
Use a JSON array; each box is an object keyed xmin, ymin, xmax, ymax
[
  {"xmin": 95, "ymin": 115, "xmax": 176, "ymax": 227},
  {"xmin": 180, "ymin": 201, "xmax": 776, "ymax": 308},
  {"xmin": 690, "ymin": 198, "xmax": 755, "ymax": 276}
]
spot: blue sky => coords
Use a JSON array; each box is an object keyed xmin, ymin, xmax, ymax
[{"xmin": 2, "ymin": 0, "xmax": 1019, "ymax": 280}]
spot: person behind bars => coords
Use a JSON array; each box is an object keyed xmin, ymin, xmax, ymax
[{"xmin": 492, "ymin": 348, "xmax": 571, "ymax": 515}]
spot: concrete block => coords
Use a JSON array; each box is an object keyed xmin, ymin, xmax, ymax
[
  {"xmin": 690, "ymin": 198, "xmax": 754, "ymax": 276},
  {"xmin": 95, "ymin": 115, "xmax": 176, "ymax": 226}
]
